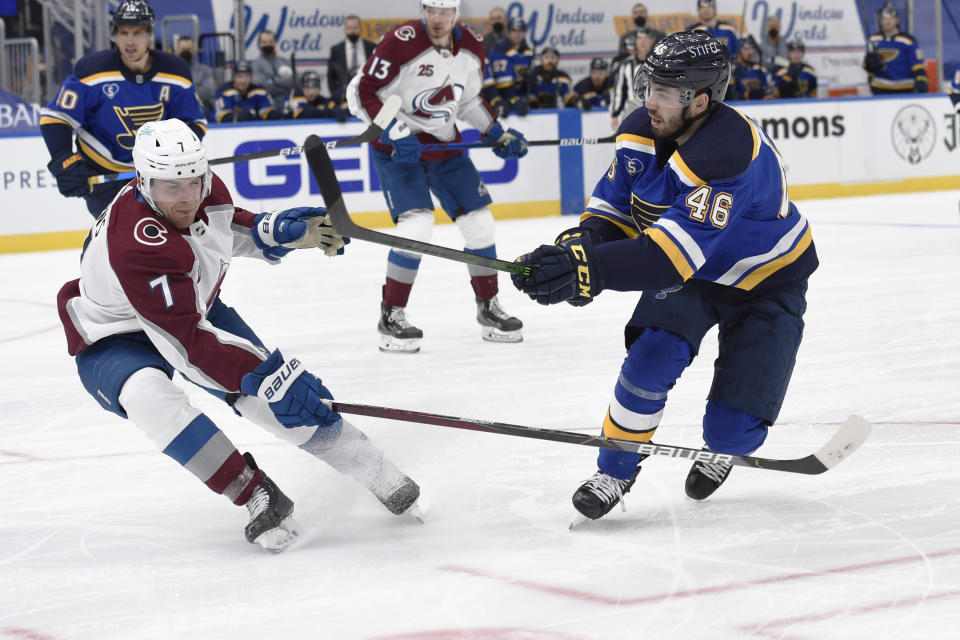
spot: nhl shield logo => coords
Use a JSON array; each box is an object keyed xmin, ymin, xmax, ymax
[{"xmin": 102, "ymin": 83, "xmax": 120, "ymax": 99}]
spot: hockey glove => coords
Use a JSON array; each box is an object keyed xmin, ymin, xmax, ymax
[
  {"xmin": 252, "ymin": 208, "xmax": 348, "ymax": 259},
  {"xmin": 379, "ymin": 118, "xmax": 421, "ymax": 163},
  {"xmin": 863, "ymin": 52, "xmax": 884, "ymax": 74},
  {"xmin": 484, "ymin": 122, "xmax": 529, "ymax": 159},
  {"xmin": 512, "ymin": 229, "xmax": 603, "ymax": 306},
  {"xmin": 47, "ymin": 152, "xmax": 93, "ymax": 198},
  {"xmin": 510, "ymin": 94, "xmax": 530, "ymax": 116},
  {"xmin": 240, "ymin": 349, "xmax": 341, "ymax": 429}
]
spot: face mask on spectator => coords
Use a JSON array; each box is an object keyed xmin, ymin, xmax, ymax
[
  {"xmin": 347, "ymin": 34, "xmax": 360, "ymax": 43},
  {"xmin": 634, "ymin": 15, "xmax": 647, "ymax": 27},
  {"xmin": 261, "ymin": 45, "xmax": 275, "ymax": 56},
  {"xmin": 179, "ymin": 50, "xmax": 193, "ymax": 64},
  {"xmin": 768, "ymin": 28, "xmax": 779, "ymax": 39},
  {"xmin": 492, "ymin": 22, "xmax": 505, "ymax": 34}
]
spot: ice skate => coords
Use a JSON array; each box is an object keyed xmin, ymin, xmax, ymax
[
  {"xmin": 476, "ymin": 296, "xmax": 523, "ymax": 343},
  {"xmin": 571, "ymin": 466, "xmax": 641, "ymax": 521},
  {"xmin": 316, "ymin": 424, "xmax": 422, "ymax": 517},
  {"xmin": 684, "ymin": 450, "xmax": 733, "ymax": 500},
  {"xmin": 378, "ymin": 302, "xmax": 423, "ymax": 353},
  {"xmin": 242, "ymin": 453, "xmax": 299, "ymax": 553}
]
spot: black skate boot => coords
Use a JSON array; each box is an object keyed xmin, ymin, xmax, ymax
[
  {"xmin": 684, "ymin": 449, "xmax": 733, "ymax": 500},
  {"xmin": 378, "ymin": 302, "xmax": 423, "ymax": 353},
  {"xmin": 572, "ymin": 466, "xmax": 641, "ymax": 520},
  {"xmin": 476, "ymin": 296, "xmax": 523, "ymax": 343},
  {"xmin": 242, "ymin": 453, "xmax": 299, "ymax": 552}
]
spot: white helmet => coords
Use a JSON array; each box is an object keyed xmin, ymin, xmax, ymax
[
  {"xmin": 421, "ymin": 0, "xmax": 460, "ymax": 20},
  {"xmin": 132, "ymin": 119, "xmax": 211, "ymax": 212}
]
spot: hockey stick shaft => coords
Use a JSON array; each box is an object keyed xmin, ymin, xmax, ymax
[
  {"xmin": 87, "ymin": 95, "xmax": 403, "ymax": 186},
  {"xmin": 422, "ymin": 133, "xmax": 616, "ymax": 151},
  {"xmin": 303, "ymin": 133, "xmax": 533, "ymax": 276},
  {"xmin": 330, "ymin": 401, "xmax": 871, "ymax": 476}
]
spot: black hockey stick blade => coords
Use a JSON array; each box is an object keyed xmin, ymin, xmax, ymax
[
  {"xmin": 303, "ymin": 134, "xmax": 533, "ymax": 276},
  {"xmin": 87, "ymin": 95, "xmax": 403, "ymax": 186},
  {"xmin": 330, "ymin": 401, "xmax": 872, "ymax": 475}
]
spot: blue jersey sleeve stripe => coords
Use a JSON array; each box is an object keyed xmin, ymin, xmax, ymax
[
  {"xmin": 736, "ymin": 226, "xmax": 813, "ymax": 290},
  {"xmin": 644, "ymin": 227, "xmax": 695, "ymax": 280},
  {"xmin": 715, "ymin": 216, "xmax": 809, "ymax": 287},
  {"xmin": 153, "ymin": 72, "xmax": 192, "ymax": 89}
]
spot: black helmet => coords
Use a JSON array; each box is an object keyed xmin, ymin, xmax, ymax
[
  {"xmin": 786, "ymin": 37, "xmax": 805, "ymax": 52},
  {"xmin": 635, "ymin": 29, "xmax": 730, "ymax": 106},
  {"xmin": 301, "ymin": 71, "xmax": 322, "ymax": 88},
  {"xmin": 111, "ymin": 0, "xmax": 156, "ymax": 33}
]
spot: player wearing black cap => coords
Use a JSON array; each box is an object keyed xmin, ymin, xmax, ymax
[
  {"xmin": 525, "ymin": 47, "xmax": 577, "ymax": 109},
  {"xmin": 574, "ymin": 57, "xmax": 614, "ymax": 111}
]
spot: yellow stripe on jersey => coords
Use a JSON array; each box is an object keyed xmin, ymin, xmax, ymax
[
  {"xmin": 668, "ymin": 152, "xmax": 706, "ymax": 187},
  {"xmin": 153, "ymin": 72, "xmax": 192, "ymax": 89},
  {"xmin": 644, "ymin": 226, "xmax": 695, "ymax": 280},
  {"xmin": 616, "ymin": 132, "xmax": 655, "ymax": 153},
  {"xmin": 578, "ymin": 212, "xmax": 640, "ymax": 238},
  {"xmin": 736, "ymin": 226, "xmax": 813, "ymax": 290},
  {"xmin": 77, "ymin": 139, "xmax": 133, "ymax": 172},
  {"xmin": 39, "ymin": 115, "xmax": 72, "ymax": 126},
  {"xmin": 602, "ymin": 409, "xmax": 658, "ymax": 442},
  {"xmin": 80, "ymin": 71, "xmax": 125, "ymax": 85}
]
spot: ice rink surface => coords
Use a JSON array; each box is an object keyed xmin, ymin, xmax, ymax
[{"xmin": 2, "ymin": 189, "xmax": 959, "ymax": 640}]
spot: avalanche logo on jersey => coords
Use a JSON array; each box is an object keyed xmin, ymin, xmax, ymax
[
  {"xmin": 134, "ymin": 217, "xmax": 168, "ymax": 246},
  {"xmin": 114, "ymin": 103, "xmax": 165, "ymax": 149},
  {"xmin": 395, "ymin": 25, "xmax": 417, "ymax": 42},
  {"xmin": 410, "ymin": 80, "xmax": 463, "ymax": 123}
]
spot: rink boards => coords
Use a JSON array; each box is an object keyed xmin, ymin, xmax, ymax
[{"xmin": 1, "ymin": 93, "xmax": 958, "ymax": 253}]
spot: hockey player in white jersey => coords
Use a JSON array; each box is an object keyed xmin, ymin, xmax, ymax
[
  {"xmin": 347, "ymin": 0, "xmax": 530, "ymax": 353},
  {"xmin": 56, "ymin": 119, "xmax": 420, "ymax": 552}
]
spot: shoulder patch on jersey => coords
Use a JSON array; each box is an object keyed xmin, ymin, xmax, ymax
[
  {"xmin": 673, "ymin": 104, "xmax": 756, "ymax": 183},
  {"xmin": 133, "ymin": 216, "xmax": 169, "ymax": 246}
]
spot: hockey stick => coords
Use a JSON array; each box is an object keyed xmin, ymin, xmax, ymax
[
  {"xmin": 422, "ymin": 133, "xmax": 616, "ymax": 152},
  {"xmin": 87, "ymin": 94, "xmax": 403, "ymax": 186},
  {"xmin": 330, "ymin": 401, "xmax": 872, "ymax": 475},
  {"xmin": 303, "ymin": 133, "xmax": 534, "ymax": 276}
]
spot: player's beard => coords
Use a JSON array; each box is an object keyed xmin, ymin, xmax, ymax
[{"xmin": 647, "ymin": 106, "xmax": 684, "ymax": 139}]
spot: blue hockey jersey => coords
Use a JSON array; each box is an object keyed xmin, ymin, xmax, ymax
[
  {"xmin": 581, "ymin": 104, "xmax": 817, "ymax": 295},
  {"xmin": 40, "ymin": 49, "xmax": 207, "ymax": 172},
  {"xmin": 865, "ymin": 32, "xmax": 926, "ymax": 93},
  {"xmin": 949, "ymin": 68, "xmax": 960, "ymax": 111}
]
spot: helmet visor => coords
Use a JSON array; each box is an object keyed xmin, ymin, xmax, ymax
[{"xmin": 634, "ymin": 66, "xmax": 689, "ymax": 108}]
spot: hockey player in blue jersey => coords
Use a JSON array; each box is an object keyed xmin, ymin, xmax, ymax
[
  {"xmin": 690, "ymin": 0, "xmax": 739, "ymax": 57},
  {"xmin": 39, "ymin": 0, "xmax": 207, "ymax": 218},
  {"xmin": 212, "ymin": 60, "xmax": 278, "ymax": 123},
  {"xmin": 774, "ymin": 38, "xmax": 817, "ymax": 99},
  {"xmin": 511, "ymin": 30, "xmax": 819, "ymax": 520},
  {"xmin": 950, "ymin": 69, "xmax": 960, "ymax": 114},
  {"xmin": 863, "ymin": 3, "xmax": 927, "ymax": 95},
  {"xmin": 729, "ymin": 35, "xmax": 771, "ymax": 100}
]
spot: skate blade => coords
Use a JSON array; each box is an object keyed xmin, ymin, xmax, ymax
[
  {"xmin": 253, "ymin": 516, "xmax": 300, "ymax": 553},
  {"xmin": 569, "ymin": 512, "xmax": 592, "ymax": 530},
  {"xmin": 378, "ymin": 334, "xmax": 421, "ymax": 353},
  {"xmin": 480, "ymin": 327, "xmax": 523, "ymax": 343}
]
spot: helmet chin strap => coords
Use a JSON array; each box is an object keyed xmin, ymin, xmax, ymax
[{"xmin": 666, "ymin": 101, "xmax": 714, "ymax": 141}]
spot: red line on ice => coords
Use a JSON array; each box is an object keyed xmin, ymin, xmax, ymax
[{"xmin": 440, "ymin": 547, "xmax": 960, "ymax": 606}]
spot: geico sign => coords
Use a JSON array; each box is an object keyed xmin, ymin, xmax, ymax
[
  {"xmin": 759, "ymin": 115, "xmax": 846, "ymax": 140},
  {"xmin": 231, "ymin": 135, "xmax": 519, "ymax": 200}
]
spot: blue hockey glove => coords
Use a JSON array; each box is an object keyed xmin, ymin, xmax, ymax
[
  {"xmin": 252, "ymin": 207, "xmax": 348, "ymax": 259},
  {"xmin": 240, "ymin": 349, "xmax": 342, "ymax": 429},
  {"xmin": 483, "ymin": 122, "xmax": 529, "ymax": 159},
  {"xmin": 47, "ymin": 152, "xmax": 93, "ymax": 198},
  {"xmin": 511, "ymin": 229, "xmax": 603, "ymax": 306},
  {"xmin": 379, "ymin": 118, "xmax": 421, "ymax": 163}
]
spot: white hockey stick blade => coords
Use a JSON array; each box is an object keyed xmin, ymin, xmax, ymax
[{"xmin": 811, "ymin": 414, "xmax": 872, "ymax": 470}]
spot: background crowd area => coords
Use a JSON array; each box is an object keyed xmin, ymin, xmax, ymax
[{"xmin": 1, "ymin": 0, "xmax": 956, "ymax": 130}]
